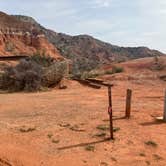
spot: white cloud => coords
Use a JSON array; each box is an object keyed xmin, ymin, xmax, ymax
[
  {"xmin": 0, "ymin": 0, "xmax": 166, "ymax": 52},
  {"xmin": 73, "ymin": 19, "xmax": 116, "ymax": 35},
  {"xmin": 90, "ymin": 0, "xmax": 111, "ymax": 8},
  {"xmin": 142, "ymin": 32, "xmax": 160, "ymax": 37},
  {"xmin": 139, "ymin": 0, "xmax": 166, "ymax": 16}
]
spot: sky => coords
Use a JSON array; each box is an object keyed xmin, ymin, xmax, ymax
[{"xmin": 0, "ymin": 0, "xmax": 166, "ymax": 53}]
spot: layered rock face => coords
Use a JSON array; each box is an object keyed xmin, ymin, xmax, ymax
[{"xmin": 0, "ymin": 12, "xmax": 63, "ymax": 60}]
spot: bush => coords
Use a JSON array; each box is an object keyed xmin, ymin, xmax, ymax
[
  {"xmin": 105, "ymin": 66, "xmax": 124, "ymax": 75},
  {"xmin": 42, "ymin": 61, "xmax": 68, "ymax": 87},
  {"xmin": 152, "ymin": 56, "xmax": 165, "ymax": 71},
  {"xmin": 0, "ymin": 55, "xmax": 68, "ymax": 92},
  {"xmin": 1, "ymin": 59, "xmax": 42, "ymax": 92},
  {"xmin": 80, "ymin": 70, "xmax": 104, "ymax": 80},
  {"xmin": 30, "ymin": 53, "xmax": 55, "ymax": 67},
  {"xmin": 71, "ymin": 57, "xmax": 100, "ymax": 77},
  {"xmin": 5, "ymin": 42, "xmax": 15, "ymax": 52},
  {"xmin": 112, "ymin": 66, "xmax": 124, "ymax": 73},
  {"xmin": 105, "ymin": 70, "xmax": 113, "ymax": 75}
]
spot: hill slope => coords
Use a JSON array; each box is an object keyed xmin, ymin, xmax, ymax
[
  {"xmin": 0, "ymin": 11, "xmax": 63, "ymax": 59},
  {"xmin": 14, "ymin": 15, "xmax": 165, "ymax": 73},
  {"xmin": 0, "ymin": 12, "xmax": 165, "ymax": 74}
]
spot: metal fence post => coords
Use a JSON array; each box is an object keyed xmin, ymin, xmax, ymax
[{"xmin": 108, "ymin": 85, "xmax": 113, "ymax": 139}]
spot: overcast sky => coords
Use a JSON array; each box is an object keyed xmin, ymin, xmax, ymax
[{"xmin": 0, "ymin": 0, "xmax": 166, "ymax": 53}]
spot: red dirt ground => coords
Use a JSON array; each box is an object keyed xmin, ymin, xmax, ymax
[{"xmin": 0, "ymin": 58, "xmax": 166, "ymax": 166}]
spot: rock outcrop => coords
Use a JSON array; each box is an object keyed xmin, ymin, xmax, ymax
[{"xmin": 0, "ymin": 11, "xmax": 63, "ymax": 60}]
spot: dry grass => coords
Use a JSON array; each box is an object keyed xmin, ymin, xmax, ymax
[{"xmin": 145, "ymin": 141, "xmax": 158, "ymax": 147}]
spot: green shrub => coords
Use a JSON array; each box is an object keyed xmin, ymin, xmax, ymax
[
  {"xmin": 5, "ymin": 42, "xmax": 15, "ymax": 52},
  {"xmin": 30, "ymin": 52, "xmax": 55, "ymax": 67},
  {"xmin": 85, "ymin": 145, "xmax": 95, "ymax": 151},
  {"xmin": 112, "ymin": 66, "xmax": 124, "ymax": 73},
  {"xmin": 105, "ymin": 66, "xmax": 124, "ymax": 75},
  {"xmin": 152, "ymin": 56, "xmax": 165, "ymax": 71},
  {"xmin": 105, "ymin": 70, "xmax": 113, "ymax": 75},
  {"xmin": 71, "ymin": 57, "xmax": 100, "ymax": 77},
  {"xmin": 80, "ymin": 70, "xmax": 104, "ymax": 79}
]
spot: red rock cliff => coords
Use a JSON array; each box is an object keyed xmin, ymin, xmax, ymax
[{"xmin": 0, "ymin": 11, "xmax": 63, "ymax": 60}]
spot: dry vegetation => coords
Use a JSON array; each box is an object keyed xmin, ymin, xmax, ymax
[{"xmin": 0, "ymin": 54, "xmax": 68, "ymax": 92}]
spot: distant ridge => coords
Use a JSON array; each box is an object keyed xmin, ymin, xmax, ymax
[
  {"xmin": 14, "ymin": 14, "xmax": 165, "ymax": 73},
  {"xmin": 0, "ymin": 11, "xmax": 165, "ymax": 73}
]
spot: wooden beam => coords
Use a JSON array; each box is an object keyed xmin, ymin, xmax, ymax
[
  {"xmin": 86, "ymin": 79, "xmax": 113, "ymax": 87},
  {"xmin": 74, "ymin": 79, "xmax": 101, "ymax": 89},
  {"xmin": 86, "ymin": 78, "xmax": 104, "ymax": 84},
  {"xmin": 125, "ymin": 89, "xmax": 132, "ymax": 118},
  {"xmin": 0, "ymin": 55, "xmax": 28, "ymax": 61}
]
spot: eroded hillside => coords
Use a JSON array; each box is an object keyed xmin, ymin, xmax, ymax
[{"xmin": 0, "ymin": 11, "xmax": 63, "ymax": 60}]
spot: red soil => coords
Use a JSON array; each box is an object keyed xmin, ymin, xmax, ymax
[{"xmin": 0, "ymin": 72, "xmax": 166, "ymax": 165}]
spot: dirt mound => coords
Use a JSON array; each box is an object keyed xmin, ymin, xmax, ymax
[{"xmin": 100, "ymin": 57, "xmax": 166, "ymax": 82}]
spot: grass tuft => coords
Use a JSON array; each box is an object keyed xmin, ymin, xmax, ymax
[
  {"xmin": 139, "ymin": 153, "xmax": 146, "ymax": 157},
  {"xmin": 47, "ymin": 133, "xmax": 53, "ymax": 139},
  {"xmin": 52, "ymin": 139, "xmax": 60, "ymax": 144},
  {"xmin": 19, "ymin": 126, "xmax": 36, "ymax": 133},
  {"xmin": 94, "ymin": 132, "xmax": 106, "ymax": 137},
  {"xmin": 145, "ymin": 140, "xmax": 158, "ymax": 147},
  {"xmin": 96, "ymin": 124, "xmax": 109, "ymax": 131},
  {"xmin": 153, "ymin": 154, "xmax": 163, "ymax": 160},
  {"xmin": 85, "ymin": 145, "xmax": 95, "ymax": 152},
  {"xmin": 113, "ymin": 127, "xmax": 120, "ymax": 132}
]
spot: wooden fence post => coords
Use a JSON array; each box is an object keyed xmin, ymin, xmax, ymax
[
  {"xmin": 108, "ymin": 85, "xmax": 113, "ymax": 139},
  {"xmin": 125, "ymin": 89, "xmax": 132, "ymax": 118},
  {"xmin": 164, "ymin": 90, "xmax": 166, "ymax": 122}
]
